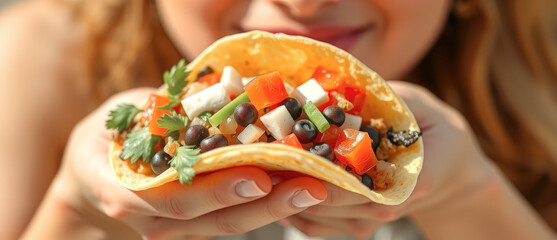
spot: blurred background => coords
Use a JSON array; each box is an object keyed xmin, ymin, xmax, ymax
[{"xmin": 0, "ymin": 0, "xmax": 15, "ymax": 9}]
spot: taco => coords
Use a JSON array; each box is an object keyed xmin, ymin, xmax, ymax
[{"xmin": 106, "ymin": 31, "xmax": 423, "ymax": 205}]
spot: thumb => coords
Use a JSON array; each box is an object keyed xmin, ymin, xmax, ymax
[
  {"xmin": 387, "ymin": 81, "xmax": 452, "ymax": 131},
  {"xmin": 78, "ymin": 87, "xmax": 159, "ymax": 140}
]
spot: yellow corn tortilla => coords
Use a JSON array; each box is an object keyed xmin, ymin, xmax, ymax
[{"xmin": 109, "ymin": 30, "xmax": 423, "ymax": 205}]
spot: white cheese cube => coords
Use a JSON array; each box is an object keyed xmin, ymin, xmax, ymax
[
  {"xmin": 219, "ymin": 117, "xmax": 238, "ymax": 134},
  {"xmin": 220, "ymin": 66, "xmax": 244, "ymax": 96},
  {"xmin": 339, "ymin": 113, "xmax": 362, "ymax": 130},
  {"xmin": 293, "ymin": 78, "xmax": 329, "ymax": 106},
  {"xmin": 260, "ymin": 105, "xmax": 295, "ymax": 140},
  {"xmin": 237, "ymin": 124, "xmax": 265, "ymax": 144},
  {"xmin": 181, "ymin": 83, "xmax": 231, "ymax": 118}
]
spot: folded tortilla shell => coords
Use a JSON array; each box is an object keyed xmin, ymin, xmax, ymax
[{"xmin": 109, "ymin": 31, "xmax": 423, "ymax": 205}]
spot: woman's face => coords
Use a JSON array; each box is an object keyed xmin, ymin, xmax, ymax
[{"xmin": 157, "ymin": 0, "xmax": 451, "ymax": 79}]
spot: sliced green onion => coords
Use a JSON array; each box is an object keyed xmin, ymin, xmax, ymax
[
  {"xmin": 303, "ymin": 101, "xmax": 330, "ymax": 133},
  {"xmin": 209, "ymin": 92, "xmax": 250, "ymax": 127}
]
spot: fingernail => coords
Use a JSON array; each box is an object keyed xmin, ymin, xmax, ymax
[
  {"xmin": 236, "ymin": 180, "xmax": 266, "ymax": 198},
  {"xmin": 291, "ymin": 190, "xmax": 323, "ymax": 208}
]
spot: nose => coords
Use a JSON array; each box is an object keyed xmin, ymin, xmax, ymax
[{"xmin": 270, "ymin": 0, "xmax": 339, "ymax": 17}]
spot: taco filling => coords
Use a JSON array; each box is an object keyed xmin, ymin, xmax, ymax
[{"xmin": 107, "ymin": 62, "xmax": 421, "ymax": 191}]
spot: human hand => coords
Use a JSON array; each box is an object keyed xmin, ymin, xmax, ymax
[
  {"xmin": 50, "ymin": 88, "xmax": 328, "ymax": 239},
  {"xmin": 281, "ymin": 81, "xmax": 494, "ymax": 238}
]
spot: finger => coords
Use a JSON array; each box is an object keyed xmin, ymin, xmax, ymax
[
  {"xmin": 132, "ymin": 166, "xmax": 272, "ymax": 220},
  {"xmin": 65, "ymin": 89, "xmax": 167, "ymax": 217},
  {"xmin": 69, "ymin": 87, "xmax": 159, "ymax": 166},
  {"xmin": 268, "ymin": 174, "xmax": 370, "ymax": 206},
  {"xmin": 304, "ymin": 189, "xmax": 427, "ymax": 223},
  {"xmin": 305, "ymin": 203, "xmax": 374, "ymax": 219},
  {"xmin": 288, "ymin": 214, "xmax": 381, "ymax": 239},
  {"xmin": 388, "ymin": 80, "xmax": 474, "ymax": 195},
  {"xmin": 286, "ymin": 215, "xmax": 346, "ymax": 238},
  {"xmin": 305, "ymin": 203, "xmax": 400, "ymax": 222},
  {"xmin": 99, "ymin": 88, "xmax": 158, "ymax": 116},
  {"xmin": 319, "ymin": 182, "xmax": 370, "ymax": 206},
  {"xmin": 76, "ymin": 86, "xmax": 158, "ymax": 148},
  {"xmin": 387, "ymin": 81, "xmax": 452, "ymax": 131},
  {"xmin": 83, "ymin": 87, "xmax": 158, "ymax": 131},
  {"xmin": 152, "ymin": 177, "xmax": 327, "ymax": 238}
]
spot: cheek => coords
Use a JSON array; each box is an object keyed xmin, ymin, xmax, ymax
[{"xmin": 371, "ymin": 0, "xmax": 451, "ymax": 79}]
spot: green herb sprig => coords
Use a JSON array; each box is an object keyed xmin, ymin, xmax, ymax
[
  {"xmin": 121, "ymin": 127, "xmax": 162, "ymax": 163},
  {"xmin": 170, "ymin": 146, "xmax": 202, "ymax": 184},
  {"xmin": 105, "ymin": 104, "xmax": 142, "ymax": 132},
  {"xmin": 160, "ymin": 59, "xmax": 190, "ymax": 110},
  {"xmin": 157, "ymin": 110, "xmax": 189, "ymax": 138}
]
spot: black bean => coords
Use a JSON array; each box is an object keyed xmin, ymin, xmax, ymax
[
  {"xmin": 184, "ymin": 125, "xmax": 209, "ymax": 147},
  {"xmin": 361, "ymin": 126, "xmax": 381, "ymax": 151},
  {"xmin": 234, "ymin": 103, "xmax": 258, "ymax": 127},
  {"xmin": 292, "ymin": 119, "xmax": 318, "ymax": 143},
  {"xmin": 386, "ymin": 127, "xmax": 422, "ymax": 147},
  {"xmin": 309, "ymin": 143, "xmax": 335, "ymax": 161},
  {"xmin": 280, "ymin": 98, "xmax": 302, "ymax": 120},
  {"xmin": 151, "ymin": 150, "xmax": 172, "ymax": 175},
  {"xmin": 323, "ymin": 105, "xmax": 345, "ymax": 126},
  {"xmin": 361, "ymin": 173, "xmax": 374, "ymax": 190},
  {"xmin": 200, "ymin": 134, "xmax": 228, "ymax": 153}
]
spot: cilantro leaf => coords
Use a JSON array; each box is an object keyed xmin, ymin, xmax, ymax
[
  {"xmin": 157, "ymin": 95, "xmax": 181, "ymax": 110},
  {"xmin": 199, "ymin": 111, "xmax": 213, "ymax": 122},
  {"xmin": 164, "ymin": 59, "xmax": 190, "ymax": 97},
  {"xmin": 106, "ymin": 104, "xmax": 143, "ymax": 132},
  {"xmin": 121, "ymin": 127, "xmax": 162, "ymax": 163},
  {"xmin": 169, "ymin": 145, "xmax": 201, "ymax": 184},
  {"xmin": 157, "ymin": 111, "xmax": 189, "ymax": 136}
]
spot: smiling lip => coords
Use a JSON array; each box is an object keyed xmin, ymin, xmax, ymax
[{"xmin": 238, "ymin": 24, "xmax": 373, "ymax": 52}]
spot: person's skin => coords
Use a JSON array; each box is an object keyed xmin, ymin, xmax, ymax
[{"xmin": 0, "ymin": 0, "xmax": 555, "ymax": 239}]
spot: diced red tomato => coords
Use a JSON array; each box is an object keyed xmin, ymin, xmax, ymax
[
  {"xmin": 142, "ymin": 94, "xmax": 181, "ymax": 125},
  {"xmin": 314, "ymin": 125, "xmax": 341, "ymax": 147},
  {"xmin": 142, "ymin": 94, "xmax": 172, "ymax": 136},
  {"xmin": 273, "ymin": 133, "xmax": 303, "ymax": 149},
  {"xmin": 172, "ymin": 104, "xmax": 183, "ymax": 113},
  {"xmin": 312, "ymin": 66, "xmax": 346, "ymax": 92},
  {"xmin": 197, "ymin": 73, "xmax": 221, "ymax": 86},
  {"xmin": 245, "ymin": 71, "xmax": 288, "ymax": 110},
  {"xmin": 334, "ymin": 129, "xmax": 377, "ymax": 175},
  {"xmin": 344, "ymin": 87, "xmax": 366, "ymax": 115}
]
